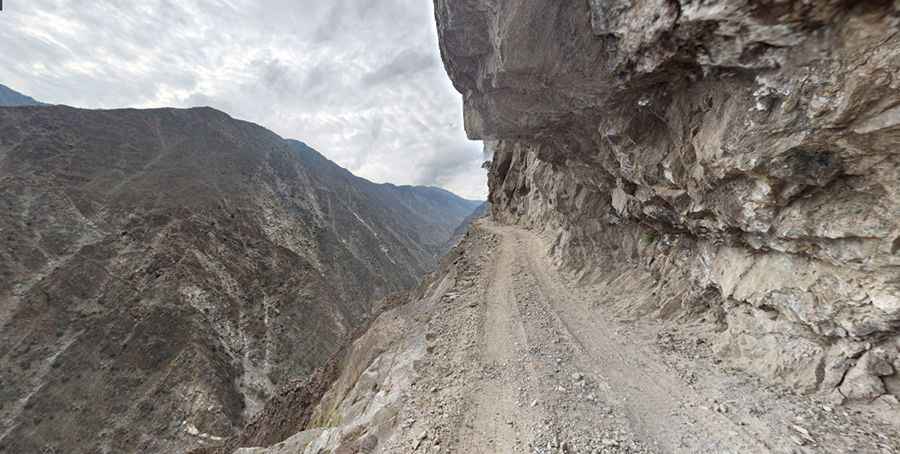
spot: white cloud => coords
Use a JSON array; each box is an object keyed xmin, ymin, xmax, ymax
[{"xmin": 0, "ymin": 0, "xmax": 487, "ymax": 199}]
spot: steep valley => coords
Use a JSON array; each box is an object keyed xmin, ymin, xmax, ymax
[
  {"xmin": 3, "ymin": 1, "xmax": 900, "ymax": 453},
  {"xmin": 220, "ymin": 221, "xmax": 899, "ymax": 453},
  {"xmin": 0, "ymin": 105, "xmax": 480, "ymax": 453},
  {"xmin": 213, "ymin": 1, "xmax": 900, "ymax": 453}
]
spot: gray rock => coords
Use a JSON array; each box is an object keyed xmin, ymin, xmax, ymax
[
  {"xmin": 434, "ymin": 0, "xmax": 900, "ymax": 400},
  {"xmin": 0, "ymin": 106, "xmax": 482, "ymax": 453},
  {"xmin": 839, "ymin": 348, "xmax": 896, "ymax": 400}
]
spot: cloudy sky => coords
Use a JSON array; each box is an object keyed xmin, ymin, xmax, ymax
[{"xmin": 0, "ymin": 0, "xmax": 487, "ymax": 199}]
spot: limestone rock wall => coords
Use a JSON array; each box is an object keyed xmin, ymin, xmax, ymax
[{"xmin": 435, "ymin": 0, "xmax": 900, "ymax": 402}]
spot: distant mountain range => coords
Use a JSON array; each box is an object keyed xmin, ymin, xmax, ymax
[
  {"xmin": 445, "ymin": 201, "xmax": 489, "ymax": 248},
  {"xmin": 286, "ymin": 139, "xmax": 482, "ymax": 260},
  {"xmin": 0, "ymin": 84, "xmax": 46, "ymax": 106},
  {"xmin": 0, "ymin": 98, "xmax": 481, "ymax": 453}
]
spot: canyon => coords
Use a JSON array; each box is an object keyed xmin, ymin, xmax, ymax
[
  {"xmin": 0, "ymin": 104, "xmax": 479, "ymax": 453},
  {"xmin": 3, "ymin": 0, "xmax": 900, "ymax": 453},
  {"xmin": 214, "ymin": 1, "xmax": 900, "ymax": 453}
]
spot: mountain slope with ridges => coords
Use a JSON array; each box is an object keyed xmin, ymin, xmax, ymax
[{"xmin": 0, "ymin": 105, "xmax": 479, "ymax": 453}]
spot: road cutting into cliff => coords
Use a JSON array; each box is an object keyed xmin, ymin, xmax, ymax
[
  {"xmin": 455, "ymin": 221, "xmax": 775, "ymax": 453},
  {"xmin": 228, "ymin": 219, "xmax": 900, "ymax": 454},
  {"xmin": 440, "ymin": 220, "xmax": 899, "ymax": 454}
]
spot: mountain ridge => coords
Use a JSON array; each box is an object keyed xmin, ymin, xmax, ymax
[
  {"xmin": 0, "ymin": 103, "xmax": 480, "ymax": 453},
  {"xmin": 288, "ymin": 138, "xmax": 483, "ymax": 202},
  {"xmin": 0, "ymin": 84, "xmax": 45, "ymax": 107},
  {"xmin": 203, "ymin": 2, "xmax": 900, "ymax": 452}
]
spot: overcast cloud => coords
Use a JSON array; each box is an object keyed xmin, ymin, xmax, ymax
[{"xmin": 0, "ymin": 0, "xmax": 487, "ymax": 199}]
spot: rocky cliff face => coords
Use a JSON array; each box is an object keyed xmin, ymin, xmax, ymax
[
  {"xmin": 436, "ymin": 1, "xmax": 900, "ymax": 403},
  {"xmin": 0, "ymin": 105, "xmax": 479, "ymax": 453}
]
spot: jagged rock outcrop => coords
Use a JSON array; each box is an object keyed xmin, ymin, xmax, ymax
[
  {"xmin": 436, "ymin": 1, "xmax": 900, "ymax": 403},
  {"xmin": 0, "ymin": 105, "xmax": 480, "ymax": 453}
]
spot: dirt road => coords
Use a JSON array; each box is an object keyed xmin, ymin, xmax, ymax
[
  {"xmin": 231, "ymin": 220, "xmax": 900, "ymax": 453},
  {"xmin": 446, "ymin": 221, "xmax": 899, "ymax": 453}
]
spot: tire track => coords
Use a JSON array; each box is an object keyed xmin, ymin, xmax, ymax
[{"xmin": 486, "ymin": 222, "xmax": 787, "ymax": 453}]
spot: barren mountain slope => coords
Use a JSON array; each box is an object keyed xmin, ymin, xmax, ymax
[
  {"xmin": 287, "ymin": 139, "xmax": 483, "ymax": 260},
  {"xmin": 214, "ymin": 1, "xmax": 900, "ymax": 453},
  {"xmin": 0, "ymin": 105, "xmax": 479, "ymax": 453},
  {"xmin": 218, "ymin": 221, "xmax": 900, "ymax": 453}
]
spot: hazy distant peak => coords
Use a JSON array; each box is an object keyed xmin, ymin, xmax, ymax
[{"xmin": 0, "ymin": 84, "xmax": 45, "ymax": 106}]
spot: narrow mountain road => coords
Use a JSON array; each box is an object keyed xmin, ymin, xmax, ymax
[
  {"xmin": 458, "ymin": 227, "xmax": 546, "ymax": 453},
  {"xmin": 491, "ymin": 223, "xmax": 778, "ymax": 453},
  {"xmin": 447, "ymin": 221, "xmax": 877, "ymax": 453},
  {"xmin": 232, "ymin": 219, "xmax": 900, "ymax": 453}
]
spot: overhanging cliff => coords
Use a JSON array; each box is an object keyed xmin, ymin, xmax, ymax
[{"xmin": 436, "ymin": 0, "xmax": 900, "ymax": 402}]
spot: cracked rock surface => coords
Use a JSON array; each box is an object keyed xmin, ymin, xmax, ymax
[
  {"xmin": 220, "ymin": 2, "xmax": 900, "ymax": 453},
  {"xmin": 436, "ymin": 0, "xmax": 900, "ymax": 405}
]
